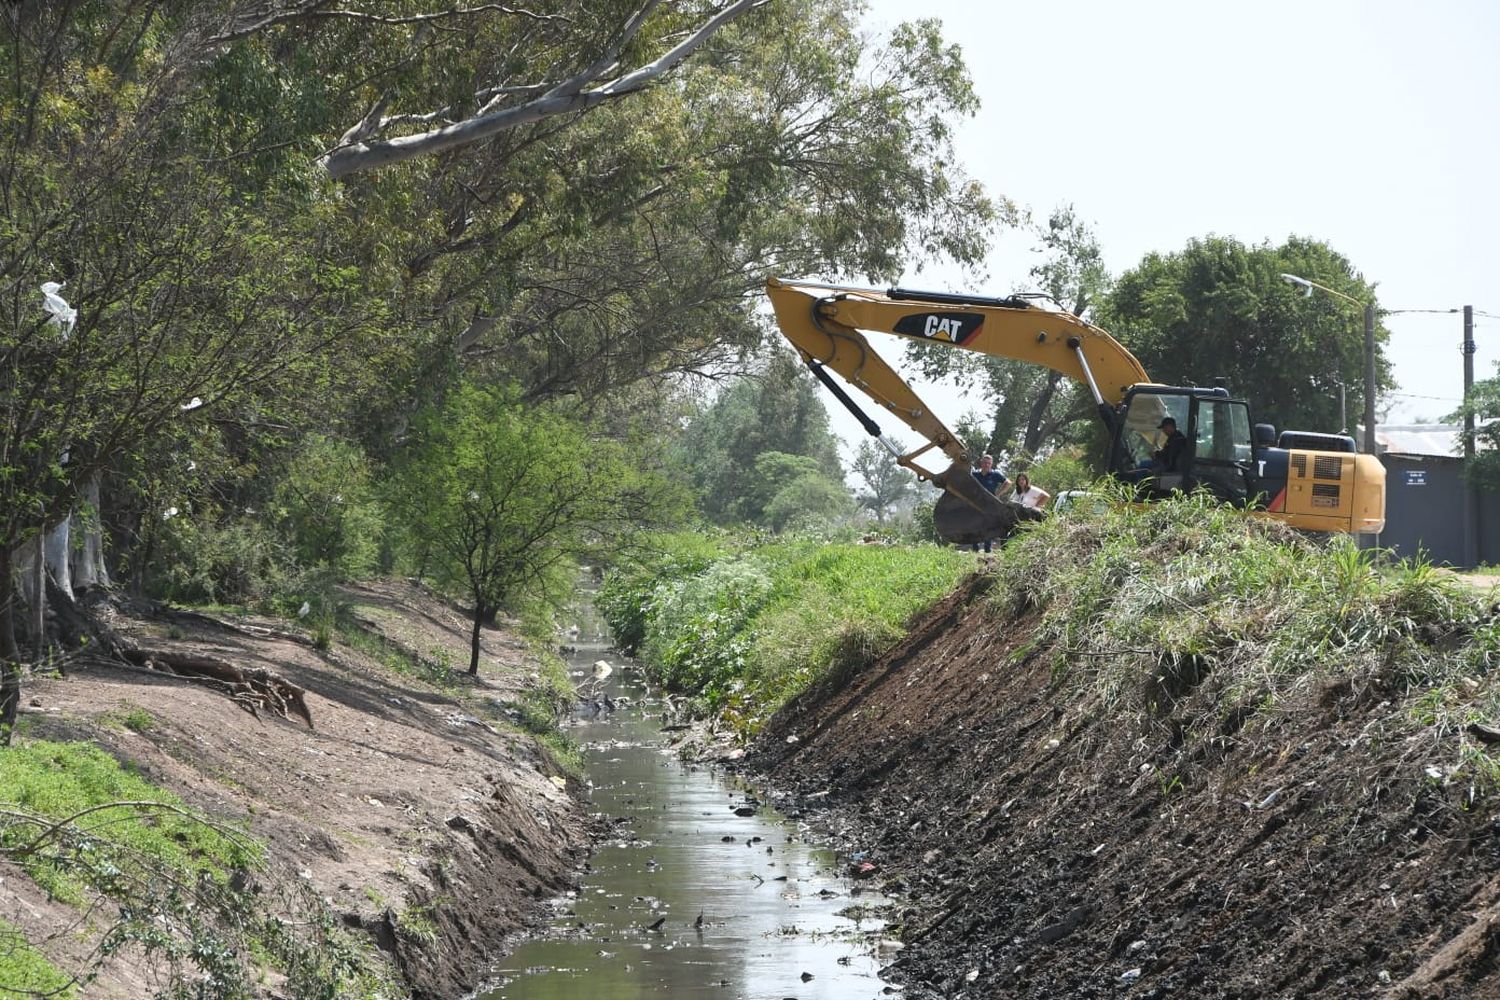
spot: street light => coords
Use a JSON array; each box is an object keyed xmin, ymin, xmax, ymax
[{"xmin": 1280, "ymin": 273, "xmax": 1378, "ymax": 453}]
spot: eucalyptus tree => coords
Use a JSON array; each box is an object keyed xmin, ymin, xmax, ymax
[{"xmin": 851, "ymin": 438, "xmax": 916, "ymax": 524}]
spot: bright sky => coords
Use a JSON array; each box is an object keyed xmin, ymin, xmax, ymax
[{"xmin": 822, "ymin": 0, "xmax": 1500, "ymax": 462}]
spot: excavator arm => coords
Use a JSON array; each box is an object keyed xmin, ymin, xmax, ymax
[{"xmin": 767, "ymin": 277, "xmax": 1152, "ymax": 542}]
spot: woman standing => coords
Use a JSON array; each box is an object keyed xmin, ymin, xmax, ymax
[{"xmin": 1011, "ymin": 472, "xmax": 1050, "ymax": 511}]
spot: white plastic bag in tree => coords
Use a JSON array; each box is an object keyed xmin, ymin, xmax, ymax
[{"xmin": 40, "ymin": 281, "xmax": 77, "ymax": 338}]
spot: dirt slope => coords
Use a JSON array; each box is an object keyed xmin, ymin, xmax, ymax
[
  {"xmin": 751, "ymin": 575, "xmax": 1500, "ymax": 999},
  {"xmin": 4, "ymin": 580, "xmax": 588, "ymax": 999}
]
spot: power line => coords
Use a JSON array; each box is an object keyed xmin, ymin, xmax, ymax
[{"xmin": 1387, "ymin": 391, "xmax": 1461, "ymax": 402}]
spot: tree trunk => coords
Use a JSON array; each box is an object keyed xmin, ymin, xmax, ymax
[
  {"xmin": 72, "ymin": 474, "xmax": 110, "ymax": 593},
  {"xmin": 1022, "ymin": 371, "xmax": 1065, "ymax": 457},
  {"xmin": 31, "ymin": 533, "xmax": 45, "ymax": 664},
  {"xmin": 0, "ymin": 546, "xmax": 21, "ymax": 745},
  {"xmin": 45, "ymin": 517, "xmax": 73, "ymax": 603},
  {"xmin": 469, "ymin": 603, "xmax": 484, "ymax": 676}
]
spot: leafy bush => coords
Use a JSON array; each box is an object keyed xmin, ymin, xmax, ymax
[
  {"xmin": 272, "ymin": 434, "xmax": 384, "ymax": 579},
  {"xmin": 1019, "ymin": 446, "xmax": 1097, "ymax": 493},
  {"xmin": 150, "ymin": 515, "xmax": 301, "ymax": 608},
  {"xmin": 641, "ymin": 559, "xmax": 774, "ymax": 694},
  {"xmin": 604, "ymin": 535, "xmax": 971, "ymax": 730},
  {"xmin": 596, "ymin": 531, "xmax": 730, "ymax": 653}
]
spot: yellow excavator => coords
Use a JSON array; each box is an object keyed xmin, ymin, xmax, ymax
[{"xmin": 766, "ymin": 277, "xmax": 1386, "ymax": 544}]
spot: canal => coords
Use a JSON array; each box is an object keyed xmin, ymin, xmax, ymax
[{"xmin": 479, "ymin": 601, "xmax": 895, "ymax": 999}]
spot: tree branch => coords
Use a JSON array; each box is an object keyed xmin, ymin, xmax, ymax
[{"xmin": 320, "ymin": 0, "xmax": 764, "ymax": 178}]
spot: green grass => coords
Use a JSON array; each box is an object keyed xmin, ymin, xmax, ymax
[
  {"xmin": 336, "ymin": 614, "xmax": 459, "ymax": 690},
  {"xmin": 600, "ymin": 534, "xmax": 971, "ymax": 733},
  {"xmin": 0, "ymin": 919, "xmax": 75, "ymax": 999},
  {"xmin": 101, "ymin": 704, "xmax": 156, "ymax": 734},
  {"xmin": 987, "ymin": 482, "xmax": 1500, "ymax": 783},
  {"xmin": 0, "ymin": 741, "xmax": 260, "ymax": 905},
  {"xmin": 0, "ymin": 741, "xmax": 402, "ymax": 997}
]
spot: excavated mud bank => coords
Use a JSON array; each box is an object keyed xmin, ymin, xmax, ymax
[{"xmin": 748, "ymin": 575, "xmax": 1500, "ymax": 999}]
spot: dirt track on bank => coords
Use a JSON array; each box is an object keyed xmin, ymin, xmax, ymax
[
  {"xmin": 750, "ymin": 575, "xmax": 1500, "ymax": 999},
  {"xmin": 4, "ymin": 580, "xmax": 588, "ymax": 999}
]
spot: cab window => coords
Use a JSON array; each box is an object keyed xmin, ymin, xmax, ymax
[
  {"xmin": 1117, "ymin": 394, "xmax": 1189, "ymax": 472},
  {"xmin": 1194, "ymin": 400, "xmax": 1252, "ymax": 463}
]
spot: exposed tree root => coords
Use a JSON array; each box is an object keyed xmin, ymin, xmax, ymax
[{"xmin": 121, "ymin": 647, "xmax": 314, "ymax": 729}]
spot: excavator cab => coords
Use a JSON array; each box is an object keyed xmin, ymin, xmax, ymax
[{"xmin": 1108, "ymin": 387, "xmax": 1257, "ymax": 505}]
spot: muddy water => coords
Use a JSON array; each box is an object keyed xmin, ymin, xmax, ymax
[{"xmin": 479, "ymin": 608, "xmax": 893, "ymax": 1000}]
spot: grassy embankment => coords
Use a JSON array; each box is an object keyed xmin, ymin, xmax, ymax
[
  {"xmin": 990, "ymin": 486, "xmax": 1499, "ymax": 784},
  {"xmin": 605, "ymin": 494, "xmax": 1500, "ymax": 783},
  {"xmin": 598, "ymin": 532, "xmax": 973, "ymax": 733},
  {"xmin": 0, "ymin": 740, "xmax": 400, "ymax": 999}
]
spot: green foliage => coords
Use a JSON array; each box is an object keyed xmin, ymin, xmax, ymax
[
  {"xmin": 1021, "ymin": 447, "xmax": 1098, "ymax": 493},
  {"xmin": 1100, "ymin": 235, "xmax": 1387, "ymax": 434},
  {"xmin": 604, "ymin": 536, "xmax": 971, "ymax": 732},
  {"xmin": 0, "ymin": 918, "xmax": 75, "ymax": 999},
  {"xmin": 850, "ymin": 438, "xmax": 918, "ymax": 524},
  {"xmin": 0, "ymin": 741, "xmax": 397, "ymax": 998},
  {"xmin": 987, "ymin": 483, "xmax": 1496, "ymax": 783},
  {"xmin": 1453, "ymin": 379, "xmax": 1500, "ymax": 488},
  {"xmin": 906, "ymin": 204, "xmax": 1108, "ymax": 459},
  {"xmin": 272, "ymin": 435, "xmax": 384, "ymax": 579},
  {"xmin": 681, "ymin": 352, "xmax": 848, "ymax": 526},
  {"xmin": 386, "ymin": 383, "xmax": 684, "ymax": 673},
  {"xmin": 150, "ymin": 516, "xmax": 301, "ymax": 609},
  {"xmin": 0, "ymin": 741, "xmax": 259, "ymax": 904},
  {"xmin": 760, "ymin": 463, "xmax": 854, "ymax": 533},
  {"xmin": 596, "ymin": 532, "xmax": 733, "ymax": 653}
]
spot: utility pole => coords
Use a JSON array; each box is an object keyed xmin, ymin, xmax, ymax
[
  {"xmin": 1363, "ymin": 302, "xmax": 1377, "ymax": 454},
  {"xmin": 1463, "ymin": 305, "xmax": 1478, "ymax": 567}
]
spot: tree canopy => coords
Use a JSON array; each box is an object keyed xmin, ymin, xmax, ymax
[
  {"xmin": 1101, "ymin": 235, "xmax": 1390, "ymax": 435},
  {"xmin": 0, "ymin": 1, "xmax": 996, "ymax": 731},
  {"xmin": 679, "ymin": 351, "xmax": 848, "ymax": 527}
]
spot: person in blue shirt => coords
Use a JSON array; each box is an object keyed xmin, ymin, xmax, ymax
[{"xmin": 970, "ymin": 454, "xmax": 1008, "ymax": 553}]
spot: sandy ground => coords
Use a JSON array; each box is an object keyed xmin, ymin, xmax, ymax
[{"xmin": 2, "ymin": 580, "xmax": 590, "ymax": 999}]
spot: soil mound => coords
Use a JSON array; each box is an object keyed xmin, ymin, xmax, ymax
[{"xmin": 752, "ymin": 573, "xmax": 1500, "ymax": 999}]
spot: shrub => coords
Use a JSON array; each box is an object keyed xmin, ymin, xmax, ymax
[
  {"xmin": 606, "ymin": 535, "xmax": 971, "ymax": 730},
  {"xmin": 272, "ymin": 434, "xmax": 384, "ymax": 579}
]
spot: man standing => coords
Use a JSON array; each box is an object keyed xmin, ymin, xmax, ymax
[{"xmin": 970, "ymin": 454, "xmax": 1007, "ymax": 553}]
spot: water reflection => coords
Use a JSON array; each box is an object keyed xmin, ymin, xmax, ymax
[{"xmin": 480, "ymin": 616, "xmax": 891, "ymax": 1000}]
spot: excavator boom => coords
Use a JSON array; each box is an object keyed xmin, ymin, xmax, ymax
[{"xmin": 767, "ymin": 277, "xmax": 1150, "ymax": 542}]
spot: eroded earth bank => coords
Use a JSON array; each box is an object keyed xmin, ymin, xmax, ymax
[
  {"xmin": 749, "ymin": 572, "xmax": 1500, "ymax": 999},
  {"xmin": 4, "ymin": 580, "xmax": 590, "ymax": 1000}
]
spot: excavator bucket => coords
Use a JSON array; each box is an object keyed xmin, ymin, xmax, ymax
[{"xmin": 930, "ymin": 459, "xmax": 1043, "ymax": 546}]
